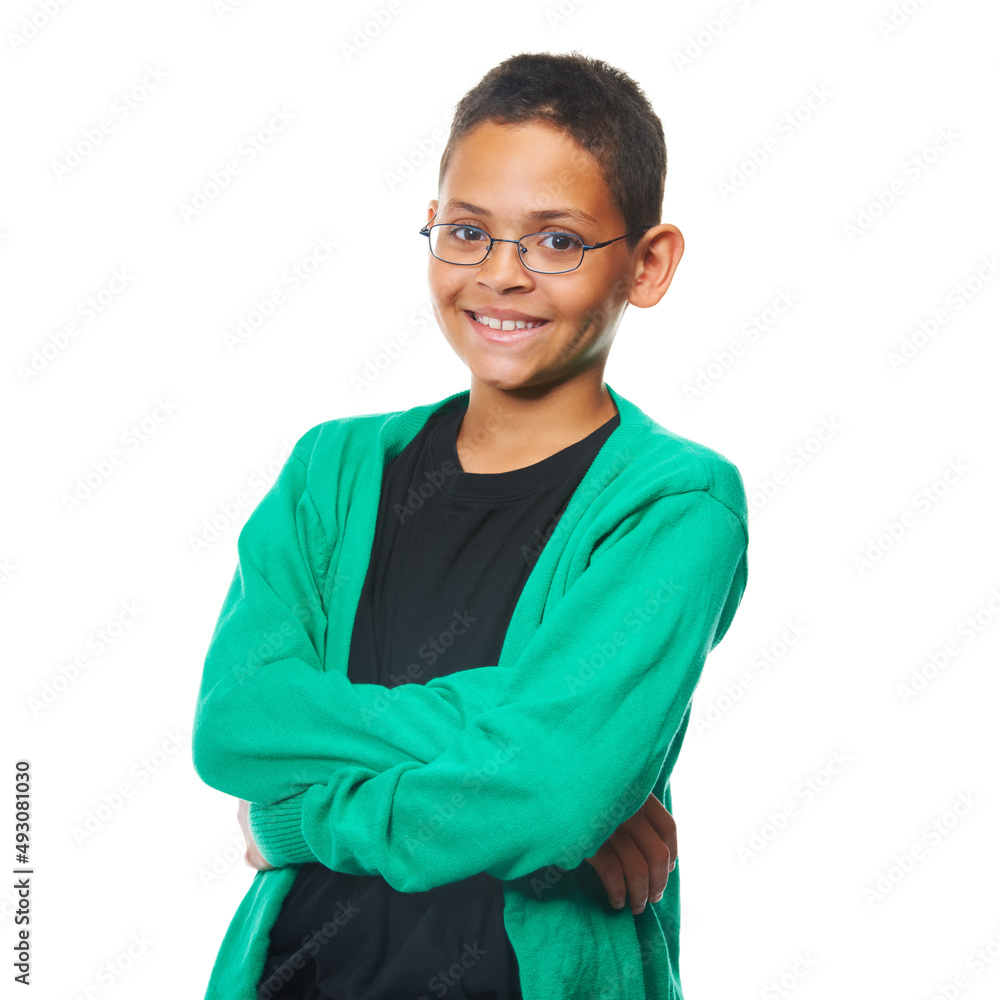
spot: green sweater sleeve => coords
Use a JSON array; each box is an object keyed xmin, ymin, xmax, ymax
[
  {"xmin": 248, "ymin": 488, "xmax": 748, "ymax": 891},
  {"xmin": 191, "ymin": 441, "xmax": 512, "ymax": 805}
]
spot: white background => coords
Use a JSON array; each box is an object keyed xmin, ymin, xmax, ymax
[{"xmin": 3, "ymin": 0, "xmax": 999, "ymax": 997}]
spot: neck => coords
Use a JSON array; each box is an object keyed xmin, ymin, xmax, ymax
[{"xmin": 454, "ymin": 372, "xmax": 618, "ymax": 473}]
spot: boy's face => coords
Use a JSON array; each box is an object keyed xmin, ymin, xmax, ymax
[{"xmin": 427, "ymin": 120, "xmax": 639, "ymax": 395}]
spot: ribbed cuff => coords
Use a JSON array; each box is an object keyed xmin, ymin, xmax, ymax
[{"xmin": 248, "ymin": 795, "xmax": 315, "ymax": 866}]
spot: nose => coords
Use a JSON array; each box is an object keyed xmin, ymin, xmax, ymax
[{"xmin": 476, "ymin": 238, "xmax": 534, "ymax": 292}]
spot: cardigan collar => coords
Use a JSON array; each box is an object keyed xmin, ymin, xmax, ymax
[{"xmin": 374, "ymin": 382, "xmax": 649, "ymax": 466}]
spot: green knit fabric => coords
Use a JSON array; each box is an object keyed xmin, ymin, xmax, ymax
[{"xmin": 192, "ymin": 382, "xmax": 749, "ymax": 1000}]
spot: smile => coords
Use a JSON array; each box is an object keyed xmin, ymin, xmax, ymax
[{"xmin": 469, "ymin": 311, "xmax": 549, "ymax": 332}]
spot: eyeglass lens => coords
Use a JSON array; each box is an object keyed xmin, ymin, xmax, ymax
[{"xmin": 428, "ymin": 225, "xmax": 585, "ymax": 273}]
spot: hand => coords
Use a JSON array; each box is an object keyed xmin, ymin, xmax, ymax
[
  {"xmin": 584, "ymin": 793, "xmax": 676, "ymax": 914},
  {"xmin": 236, "ymin": 799, "xmax": 276, "ymax": 872}
]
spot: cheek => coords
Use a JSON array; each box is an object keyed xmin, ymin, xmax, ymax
[
  {"xmin": 428, "ymin": 263, "xmax": 465, "ymax": 304},
  {"xmin": 552, "ymin": 279, "xmax": 601, "ymax": 318}
]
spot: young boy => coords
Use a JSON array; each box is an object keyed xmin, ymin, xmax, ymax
[{"xmin": 192, "ymin": 52, "xmax": 749, "ymax": 1000}]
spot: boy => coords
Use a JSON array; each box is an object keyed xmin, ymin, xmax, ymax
[{"xmin": 192, "ymin": 51, "xmax": 748, "ymax": 1000}]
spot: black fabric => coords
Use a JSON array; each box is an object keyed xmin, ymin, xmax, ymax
[{"xmin": 257, "ymin": 397, "xmax": 620, "ymax": 1000}]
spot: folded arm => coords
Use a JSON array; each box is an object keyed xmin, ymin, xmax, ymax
[
  {"xmin": 192, "ymin": 443, "xmax": 514, "ymax": 804},
  {"xmin": 247, "ymin": 488, "xmax": 748, "ymax": 892}
]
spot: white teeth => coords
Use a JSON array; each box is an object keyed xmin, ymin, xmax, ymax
[{"xmin": 473, "ymin": 312, "xmax": 544, "ymax": 331}]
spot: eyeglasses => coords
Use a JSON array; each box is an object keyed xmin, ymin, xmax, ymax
[{"xmin": 419, "ymin": 219, "xmax": 652, "ymax": 274}]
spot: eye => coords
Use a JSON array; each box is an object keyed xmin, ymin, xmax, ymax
[
  {"xmin": 444, "ymin": 225, "xmax": 489, "ymax": 244},
  {"xmin": 536, "ymin": 232, "xmax": 583, "ymax": 252}
]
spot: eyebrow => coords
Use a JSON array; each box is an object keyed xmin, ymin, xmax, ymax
[{"xmin": 440, "ymin": 200, "xmax": 600, "ymax": 229}]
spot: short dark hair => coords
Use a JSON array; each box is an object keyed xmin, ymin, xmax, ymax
[{"xmin": 438, "ymin": 51, "xmax": 667, "ymax": 251}]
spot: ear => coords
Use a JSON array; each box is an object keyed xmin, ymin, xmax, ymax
[
  {"xmin": 427, "ymin": 199, "xmax": 438, "ymax": 225},
  {"xmin": 627, "ymin": 224, "xmax": 685, "ymax": 308}
]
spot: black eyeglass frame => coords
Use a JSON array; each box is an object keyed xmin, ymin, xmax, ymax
[{"xmin": 418, "ymin": 218, "xmax": 654, "ymax": 275}]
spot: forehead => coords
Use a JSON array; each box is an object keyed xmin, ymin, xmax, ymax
[{"xmin": 439, "ymin": 120, "xmax": 621, "ymax": 228}]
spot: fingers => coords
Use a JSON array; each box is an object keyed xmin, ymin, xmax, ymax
[
  {"xmin": 236, "ymin": 799, "xmax": 271, "ymax": 871},
  {"xmin": 608, "ymin": 829, "xmax": 651, "ymax": 913},
  {"xmin": 243, "ymin": 838, "xmax": 273, "ymax": 871},
  {"xmin": 584, "ymin": 794, "xmax": 678, "ymax": 915},
  {"xmin": 584, "ymin": 842, "xmax": 628, "ymax": 910},
  {"xmin": 245, "ymin": 845, "xmax": 267, "ymax": 870},
  {"xmin": 585, "ymin": 824, "xmax": 669, "ymax": 915},
  {"xmin": 618, "ymin": 802, "xmax": 673, "ymax": 908},
  {"xmin": 612, "ymin": 824, "xmax": 670, "ymax": 913},
  {"xmin": 641, "ymin": 793, "xmax": 678, "ymax": 878}
]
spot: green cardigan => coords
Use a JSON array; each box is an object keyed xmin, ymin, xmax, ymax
[{"xmin": 192, "ymin": 382, "xmax": 749, "ymax": 1000}]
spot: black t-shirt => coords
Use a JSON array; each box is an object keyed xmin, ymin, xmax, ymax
[{"xmin": 258, "ymin": 396, "xmax": 621, "ymax": 999}]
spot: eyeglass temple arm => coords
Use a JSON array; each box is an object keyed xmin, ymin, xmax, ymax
[{"xmin": 588, "ymin": 227, "xmax": 654, "ymax": 250}]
